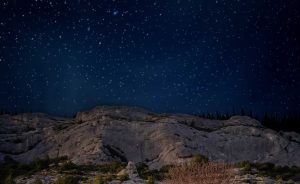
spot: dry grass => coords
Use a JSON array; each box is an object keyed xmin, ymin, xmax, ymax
[{"xmin": 164, "ymin": 162, "xmax": 236, "ymax": 184}]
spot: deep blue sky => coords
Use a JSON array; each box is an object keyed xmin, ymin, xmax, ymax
[{"xmin": 0, "ymin": 0, "xmax": 299, "ymax": 116}]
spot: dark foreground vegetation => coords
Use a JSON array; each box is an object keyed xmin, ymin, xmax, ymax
[
  {"xmin": 0, "ymin": 156, "xmax": 127, "ymax": 184},
  {"xmin": 236, "ymin": 161, "xmax": 300, "ymax": 183},
  {"xmin": 1, "ymin": 154, "xmax": 300, "ymax": 184},
  {"xmin": 0, "ymin": 155, "xmax": 66, "ymax": 183}
]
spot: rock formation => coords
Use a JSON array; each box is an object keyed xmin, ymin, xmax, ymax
[{"xmin": 0, "ymin": 106, "xmax": 300, "ymax": 169}]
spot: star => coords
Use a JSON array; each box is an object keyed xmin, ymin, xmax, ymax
[{"xmin": 112, "ymin": 10, "xmax": 119, "ymax": 16}]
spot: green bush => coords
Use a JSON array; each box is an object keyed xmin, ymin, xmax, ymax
[
  {"xmin": 191, "ymin": 154, "xmax": 209, "ymax": 164},
  {"xmin": 0, "ymin": 156, "xmax": 72, "ymax": 184},
  {"xmin": 93, "ymin": 175, "xmax": 105, "ymax": 184},
  {"xmin": 136, "ymin": 163, "xmax": 149, "ymax": 179},
  {"xmin": 54, "ymin": 175, "xmax": 79, "ymax": 184},
  {"xmin": 147, "ymin": 176, "xmax": 154, "ymax": 184},
  {"xmin": 59, "ymin": 161, "xmax": 77, "ymax": 171},
  {"xmin": 234, "ymin": 161, "xmax": 300, "ymax": 181},
  {"xmin": 101, "ymin": 161, "xmax": 126, "ymax": 173},
  {"xmin": 136, "ymin": 162, "xmax": 170, "ymax": 181},
  {"xmin": 4, "ymin": 175, "xmax": 15, "ymax": 184},
  {"xmin": 243, "ymin": 163, "xmax": 252, "ymax": 172},
  {"xmin": 34, "ymin": 156, "xmax": 50, "ymax": 171},
  {"xmin": 72, "ymin": 161, "xmax": 126, "ymax": 174},
  {"xmin": 93, "ymin": 175, "xmax": 114, "ymax": 184},
  {"xmin": 235, "ymin": 161, "xmax": 251, "ymax": 172},
  {"xmin": 275, "ymin": 176, "xmax": 283, "ymax": 184},
  {"xmin": 118, "ymin": 174, "xmax": 129, "ymax": 181}
]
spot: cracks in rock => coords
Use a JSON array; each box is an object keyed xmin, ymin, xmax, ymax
[
  {"xmin": 281, "ymin": 134, "xmax": 300, "ymax": 145},
  {"xmin": 6, "ymin": 138, "xmax": 24, "ymax": 144},
  {"xmin": 177, "ymin": 122, "xmax": 215, "ymax": 133},
  {"xmin": 144, "ymin": 155, "xmax": 159, "ymax": 163},
  {"xmin": 178, "ymin": 154, "xmax": 193, "ymax": 159},
  {"xmin": 103, "ymin": 144, "xmax": 127, "ymax": 162},
  {"xmin": 183, "ymin": 144, "xmax": 198, "ymax": 150},
  {"xmin": 282, "ymin": 142, "xmax": 291, "ymax": 154},
  {"xmin": 0, "ymin": 139, "xmax": 42, "ymax": 155},
  {"xmin": 27, "ymin": 140, "xmax": 42, "ymax": 151},
  {"xmin": 53, "ymin": 123, "xmax": 73, "ymax": 132}
]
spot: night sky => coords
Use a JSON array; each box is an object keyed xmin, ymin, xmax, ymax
[{"xmin": 0, "ymin": 0, "xmax": 299, "ymax": 116}]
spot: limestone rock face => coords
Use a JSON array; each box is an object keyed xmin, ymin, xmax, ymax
[{"xmin": 0, "ymin": 106, "xmax": 300, "ymax": 168}]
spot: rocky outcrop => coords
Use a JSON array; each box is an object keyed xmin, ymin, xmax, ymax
[{"xmin": 0, "ymin": 106, "xmax": 300, "ymax": 169}]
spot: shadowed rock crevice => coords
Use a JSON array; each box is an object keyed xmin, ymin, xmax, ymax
[{"xmin": 103, "ymin": 145, "xmax": 128, "ymax": 162}]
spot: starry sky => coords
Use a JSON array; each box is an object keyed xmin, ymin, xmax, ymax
[{"xmin": 0, "ymin": 0, "xmax": 299, "ymax": 116}]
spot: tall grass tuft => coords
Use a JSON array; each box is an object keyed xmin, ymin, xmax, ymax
[{"xmin": 165, "ymin": 162, "xmax": 235, "ymax": 184}]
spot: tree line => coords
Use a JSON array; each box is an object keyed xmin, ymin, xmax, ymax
[{"xmin": 197, "ymin": 109, "xmax": 300, "ymax": 133}]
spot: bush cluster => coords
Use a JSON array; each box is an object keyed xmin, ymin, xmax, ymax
[
  {"xmin": 191, "ymin": 154, "xmax": 209, "ymax": 165},
  {"xmin": 236, "ymin": 161, "xmax": 300, "ymax": 182},
  {"xmin": 59, "ymin": 161, "xmax": 126, "ymax": 174},
  {"xmin": 0, "ymin": 156, "xmax": 68, "ymax": 183},
  {"xmin": 165, "ymin": 161, "xmax": 234, "ymax": 184},
  {"xmin": 117, "ymin": 174, "xmax": 129, "ymax": 181},
  {"xmin": 136, "ymin": 162, "xmax": 171, "ymax": 181}
]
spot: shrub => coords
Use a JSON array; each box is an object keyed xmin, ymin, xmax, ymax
[
  {"xmin": 243, "ymin": 162, "xmax": 252, "ymax": 172},
  {"xmin": 118, "ymin": 174, "xmax": 129, "ymax": 181},
  {"xmin": 96, "ymin": 162, "xmax": 126, "ymax": 173},
  {"xmin": 34, "ymin": 156, "xmax": 50, "ymax": 171},
  {"xmin": 59, "ymin": 161, "xmax": 77, "ymax": 171},
  {"xmin": 4, "ymin": 175, "xmax": 15, "ymax": 184},
  {"xmin": 93, "ymin": 175, "xmax": 114, "ymax": 184},
  {"xmin": 235, "ymin": 161, "xmax": 251, "ymax": 173},
  {"xmin": 0, "ymin": 156, "xmax": 71, "ymax": 184},
  {"xmin": 93, "ymin": 175, "xmax": 105, "ymax": 184},
  {"xmin": 191, "ymin": 154, "xmax": 209, "ymax": 164},
  {"xmin": 136, "ymin": 163, "xmax": 149, "ymax": 179},
  {"xmin": 136, "ymin": 163, "xmax": 170, "ymax": 180},
  {"xmin": 159, "ymin": 165, "xmax": 172, "ymax": 173},
  {"xmin": 275, "ymin": 176, "xmax": 284, "ymax": 184},
  {"xmin": 54, "ymin": 175, "xmax": 79, "ymax": 184},
  {"xmin": 235, "ymin": 162, "xmax": 300, "ymax": 181},
  {"xmin": 147, "ymin": 176, "xmax": 154, "ymax": 184},
  {"xmin": 164, "ymin": 162, "xmax": 234, "ymax": 184}
]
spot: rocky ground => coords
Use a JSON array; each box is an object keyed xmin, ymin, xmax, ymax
[
  {"xmin": 14, "ymin": 161, "xmax": 148, "ymax": 184},
  {"xmin": 1, "ymin": 106, "xmax": 300, "ymax": 183},
  {"xmin": 11, "ymin": 161, "xmax": 299, "ymax": 184}
]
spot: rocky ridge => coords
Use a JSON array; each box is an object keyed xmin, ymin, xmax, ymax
[{"xmin": 0, "ymin": 106, "xmax": 300, "ymax": 169}]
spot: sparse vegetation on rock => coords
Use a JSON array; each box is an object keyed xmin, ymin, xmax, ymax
[
  {"xmin": 147, "ymin": 176, "xmax": 154, "ymax": 184},
  {"xmin": 0, "ymin": 156, "xmax": 69, "ymax": 183},
  {"xmin": 54, "ymin": 175, "xmax": 79, "ymax": 184},
  {"xmin": 117, "ymin": 173, "xmax": 129, "ymax": 181},
  {"xmin": 93, "ymin": 175, "xmax": 115, "ymax": 184},
  {"xmin": 235, "ymin": 161, "xmax": 300, "ymax": 182},
  {"xmin": 4, "ymin": 175, "xmax": 15, "ymax": 184},
  {"xmin": 164, "ymin": 161, "xmax": 235, "ymax": 184},
  {"xmin": 136, "ymin": 162, "xmax": 170, "ymax": 181},
  {"xmin": 191, "ymin": 154, "xmax": 209, "ymax": 165}
]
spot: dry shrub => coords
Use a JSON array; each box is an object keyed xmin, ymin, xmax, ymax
[{"xmin": 164, "ymin": 162, "xmax": 236, "ymax": 184}]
